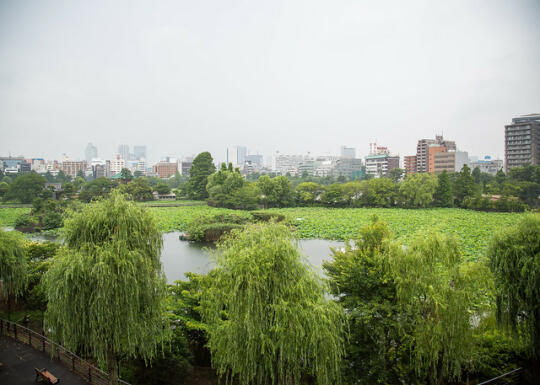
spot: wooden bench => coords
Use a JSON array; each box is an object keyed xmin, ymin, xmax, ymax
[{"xmin": 34, "ymin": 367, "xmax": 60, "ymax": 384}]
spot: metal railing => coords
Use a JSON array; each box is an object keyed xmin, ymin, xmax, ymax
[
  {"xmin": 0, "ymin": 319, "xmax": 130, "ymax": 385},
  {"xmin": 477, "ymin": 367, "xmax": 523, "ymax": 385}
]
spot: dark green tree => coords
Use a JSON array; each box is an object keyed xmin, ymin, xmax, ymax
[
  {"xmin": 434, "ymin": 170, "xmax": 453, "ymax": 207},
  {"xmin": 0, "ymin": 181, "xmax": 9, "ymax": 199},
  {"xmin": 488, "ymin": 215, "xmax": 540, "ymax": 368},
  {"xmin": 154, "ymin": 183, "xmax": 171, "ymax": 195},
  {"xmin": 44, "ymin": 192, "xmax": 169, "ymax": 385},
  {"xmin": 5, "ymin": 172, "xmax": 46, "ymax": 203},
  {"xmin": 389, "ymin": 168, "xmax": 404, "ymax": 183},
  {"xmin": 186, "ymin": 152, "xmax": 216, "ymax": 200},
  {"xmin": 79, "ymin": 177, "xmax": 118, "ymax": 202},
  {"xmin": 120, "ymin": 168, "xmax": 133, "ymax": 184},
  {"xmin": 454, "ymin": 164, "xmax": 477, "ymax": 206},
  {"xmin": 120, "ymin": 178, "xmax": 154, "ymax": 201}
]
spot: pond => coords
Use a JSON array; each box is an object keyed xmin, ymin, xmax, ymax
[
  {"xmin": 161, "ymin": 232, "xmax": 343, "ymax": 282},
  {"xmin": 9, "ymin": 228, "xmax": 344, "ymax": 283}
]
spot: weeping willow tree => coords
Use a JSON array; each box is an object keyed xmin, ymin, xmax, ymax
[
  {"xmin": 44, "ymin": 191, "xmax": 168, "ymax": 385},
  {"xmin": 0, "ymin": 229, "xmax": 28, "ymax": 320},
  {"xmin": 487, "ymin": 215, "xmax": 540, "ymax": 369},
  {"xmin": 389, "ymin": 232, "xmax": 493, "ymax": 384},
  {"xmin": 202, "ymin": 223, "xmax": 346, "ymax": 385}
]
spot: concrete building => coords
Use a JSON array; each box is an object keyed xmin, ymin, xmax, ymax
[
  {"xmin": 416, "ymin": 135, "xmax": 456, "ymax": 173},
  {"xmin": 334, "ymin": 158, "xmax": 363, "ymax": 178},
  {"xmin": 152, "ymin": 162, "xmax": 178, "ymax": 178},
  {"xmin": 179, "ymin": 161, "xmax": 192, "ymax": 176},
  {"xmin": 61, "ymin": 161, "xmax": 87, "ymax": 178},
  {"xmin": 455, "ymin": 151, "xmax": 469, "ymax": 172},
  {"xmin": 227, "ymin": 146, "xmax": 247, "ymax": 168},
  {"xmin": 274, "ymin": 153, "xmax": 309, "ymax": 176},
  {"xmin": 428, "ymin": 145, "xmax": 447, "ymax": 173},
  {"xmin": 404, "ymin": 155, "xmax": 417, "ymax": 175},
  {"xmin": 0, "ymin": 156, "xmax": 24, "ymax": 171},
  {"xmin": 471, "ymin": 156, "xmax": 504, "ymax": 176},
  {"xmin": 245, "ymin": 154, "xmax": 263, "ymax": 167},
  {"xmin": 340, "ymin": 146, "xmax": 356, "ymax": 159},
  {"xmin": 365, "ymin": 154, "xmax": 400, "ymax": 177},
  {"xmin": 85, "ymin": 143, "xmax": 97, "ymax": 163},
  {"xmin": 505, "ymin": 113, "xmax": 540, "ymax": 171},
  {"xmin": 109, "ymin": 156, "xmax": 126, "ymax": 175},
  {"xmin": 433, "ymin": 152, "xmax": 456, "ymax": 173}
]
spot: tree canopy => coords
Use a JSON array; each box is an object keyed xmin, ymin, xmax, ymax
[
  {"xmin": 202, "ymin": 223, "xmax": 346, "ymax": 385},
  {"xmin": 0, "ymin": 229, "xmax": 28, "ymax": 314},
  {"xmin": 488, "ymin": 215, "xmax": 540, "ymax": 361},
  {"xmin": 44, "ymin": 191, "xmax": 169, "ymax": 384},
  {"xmin": 186, "ymin": 152, "xmax": 216, "ymax": 200},
  {"xmin": 5, "ymin": 172, "xmax": 46, "ymax": 203}
]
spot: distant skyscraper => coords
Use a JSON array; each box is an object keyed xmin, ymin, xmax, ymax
[
  {"xmin": 118, "ymin": 144, "xmax": 130, "ymax": 161},
  {"xmin": 227, "ymin": 146, "xmax": 248, "ymax": 167},
  {"xmin": 133, "ymin": 145, "xmax": 147, "ymax": 161},
  {"xmin": 85, "ymin": 143, "xmax": 97, "ymax": 162},
  {"xmin": 415, "ymin": 135, "xmax": 455, "ymax": 173},
  {"xmin": 340, "ymin": 146, "xmax": 356, "ymax": 159}
]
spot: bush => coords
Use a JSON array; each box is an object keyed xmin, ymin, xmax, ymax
[
  {"xmin": 184, "ymin": 213, "xmax": 252, "ymax": 242},
  {"xmin": 250, "ymin": 211, "xmax": 286, "ymax": 222},
  {"xmin": 14, "ymin": 213, "xmax": 37, "ymax": 229}
]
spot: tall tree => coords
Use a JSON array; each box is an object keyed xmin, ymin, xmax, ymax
[
  {"xmin": 488, "ymin": 215, "xmax": 540, "ymax": 369},
  {"xmin": 44, "ymin": 191, "xmax": 169, "ymax": 385},
  {"xmin": 187, "ymin": 152, "xmax": 216, "ymax": 200},
  {"xmin": 5, "ymin": 172, "xmax": 46, "ymax": 203},
  {"xmin": 434, "ymin": 170, "xmax": 453, "ymax": 207},
  {"xmin": 203, "ymin": 223, "xmax": 346, "ymax": 385},
  {"xmin": 0, "ymin": 229, "xmax": 28, "ymax": 320},
  {"xmin": 454, "ymin": 164, "xmax": 477, "ymax": 206},
  {"xmin": 389, "ymin": 168, "xmax": 404, "ymax": 183}
]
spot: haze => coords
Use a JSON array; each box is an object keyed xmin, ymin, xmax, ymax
[{"xmin": 1, "ymin": 0, "xmax": 539, "ymax": 164}]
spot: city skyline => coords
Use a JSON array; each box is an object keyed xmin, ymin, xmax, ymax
[{"xmin": 1, "ymin": 1, "xmax": 539, "ymax": 164}]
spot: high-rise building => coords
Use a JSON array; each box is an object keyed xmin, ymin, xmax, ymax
[
  {"xmin": 118, "ymin": 144, "xmax": 130, "ymax": 161},
  {"xmin": 227, "ymin": 146, "xmax": 248, "ymax": 167},
  {"xmin": 133, "ymin": 145, "xmax": 147, "ymax": 161},
  {"xmin": 274, "ymin": 153, "xmax": 310, "ymax": 176},
  {"xmin": 416, "ymin": 135, "xmax": 455, "ymax": 173},
  {"xmin": 428, "ymin": 145, "xmax": 447, "ymax": 173},
  {"xmin": 340, "ymin": 146, "xmax": 356, "ymax": 159},
  {"xmin": 404, "ymin": 155, "xmax": 417, "ymax": 175},
  {"xmin": 505, "ymin": 114, "xmax": 540, "ymax": 171},
  {"xmin": 110, "ymin": 155, "xmax": 126, "ymax": 175},
  {"xmin": 364, "ymin": 154, "xmax": 400, "ymax": 177},
  {"xmin": 85, "ymin": 143, "xmax": 98, "ymax": 162}
]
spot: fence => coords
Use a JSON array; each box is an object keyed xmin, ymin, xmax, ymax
[
  {"xmin": 477, "ymin": 367, "xmax": 523, "ymax": 385},
  {"xmin": 0, "ymin": 319, "xmax": 130, "ymax": 385}
]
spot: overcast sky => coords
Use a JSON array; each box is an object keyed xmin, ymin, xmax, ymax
[{"xmin": 1, "ymin": 0, "xmax": 539, "ymax": 165}]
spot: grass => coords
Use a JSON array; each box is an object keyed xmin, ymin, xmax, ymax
[{"xmin": 0, "ymin": 207, "xmax": 31, "ymax": 227}]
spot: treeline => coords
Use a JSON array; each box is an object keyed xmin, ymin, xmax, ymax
[{"xmin": 200, "ymin": 162, "xmax": 537, "ymax": 212}]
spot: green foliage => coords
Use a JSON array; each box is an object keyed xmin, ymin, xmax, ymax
[
  {"xmin": 44, "ymin": 191, "xmax": 169, "ymax": 382},
  {"xmin": 361, "ymin": 178, "xmax": 397, "ymax": 207},
  {"xmin": 389, "ymin": 167, "xmax": 404, "ymax": 183},
  {"xmin": 203, "ymin": 223, "xmax": 346, "ymax": 385},
  {"xmin": 295, "ymin": 182, "xmax": 323, "ymax": 205},
  {"xmin": 154, "ymin": 182, "xmax": 171, "ymax": 195},
  {"xmin": 321, "ymin": 184, "xmax": 344, "ymax": 206},
  {"xmin": 5, "ymin": 172, "xmax": 46, "ymax": 203},
  {"xmin": 257, "ymin": 175, "xmax": 294, "ymax": 208},
  {"xmin": 207, "ymin": 166, "xmax": 259, "ymax": 209},
  {"xmin": 487, "ymin": 214, "xmax": 540, "ymax": 360},
  {"xmin": 23, "ymin": 241, "xmax": 59, "ymax": 314},
  {"xmin": 0, "ymin": 207, "xmax": 31, "ymax": 227},
  {"xmin": 389, "ymin": 232, "xmax": 493, "ymax": 383},
  {"xmin": 0, "ymin": 229, "xmax": 28, "ymax": 300},
  {"xmin": 119, "ymin": 177, "xmax": 154, "ymax": 202},
  {"xmin": 186, "ymin": 152, "xmax": 216, "ymax": 200},
  {"xmin": 454, "ymin": 164, "xmax": 478, "ymax": 206},
  {"xmin": 434, "ymin": 170, "xmax": 453, "ymax": 207},
  {"xmin": 184, "ymin": 213, "xmax": 251, "ymax": 242},
  {"xmin": 120, "ymin": 168, "xmax": 133, "ymax": 183},
  {"xmin": 79, "ymin": 177, "xmax": 118, "ymax": 203},
  {"xmin": 398, "ymin": 173, "xmax": 438, "ymax": 208},
  {"xmin": 0, "ymin": 181, "xmax": 9, "ymax": 198},
  {"xmin": 324, "ymin": 217, "xmax": 406, "ymax": 384},
  {"xmin": 14, "ymin": 213, "xmax": 37, "ymax": 228}
]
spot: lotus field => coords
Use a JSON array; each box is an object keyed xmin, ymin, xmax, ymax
[
  {"xmin": 0, "ymin": 205, "xmax": 528, "ymax": 259},
  {"xmin": 148, "ymin": 206, "xmax": 526, "ymax": 259}
]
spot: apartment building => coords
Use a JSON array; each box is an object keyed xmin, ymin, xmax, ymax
[
  {"xmin": 152, "ymin": 162, "xmax": 178, "ymax": 178},
  {"xmin": 505, "ymin": 114, "xmax": 540, "ymax": 171},
  {"xmin": 416, "ymin": 135, "xmax": 455, "ymax": 173},
  {"xmin": 61, "ymin": 161, "xmax": 86, "ymax": 178}
]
